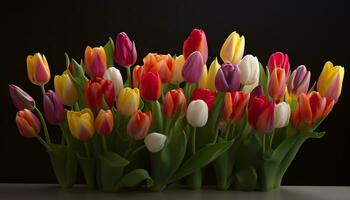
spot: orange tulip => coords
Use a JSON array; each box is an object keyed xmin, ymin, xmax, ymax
[
  {"xmin": 142, "ymin": 53, "xmax": 175, "ymax": 83},
  {"xmin": 162, "ymin": 89, "xmax": 187, "ymax": 118}
]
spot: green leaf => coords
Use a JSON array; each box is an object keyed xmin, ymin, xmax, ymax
[
  {"xmin": 234, "ymin": 166, "xmax": 257, "ymax": 191},
  {"xmin": 76, "ymin": 153, "xmax": 96, "ymax": 189},
  {"xmin": 258, "ymin": 62, "xmax": 268, "ymax": 96},
  {"xmin": 290, "ymin": 98, "xmax": 298, "ymax": 112},
  {"xmin": 308, "ymin": 81, "xmax": 316, "ymax": 92},
  {"xmin": 116, "ymin": 169, "xmax": 153, "ymax": 189},
  {"xmin": 99, "ymin": 152, "xmax": 129, "ymax": 167},
  {"xmin": 148, "ymin": 101, "xmax": 163, "ymax": 132},
  {"xmin": 64, "ymin": 53, "xmax": 70, "ymax": 69},
  {"xmin": 104, "ymin": 37, "xmax": 115, "ymax": 67}
]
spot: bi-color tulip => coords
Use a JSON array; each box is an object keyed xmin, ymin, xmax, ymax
[
  {"xmin": 85, "ymin": 77, "xmax": 115, "ymax": 111},
  {"xmin": 67, "ymin": 108, "xmax": 95, "ymax": 141},
  {"xmin": 190, "ymin": 88, "xmax": 216, "ymax": 112},
  {"xmin": 186, "ymin": 100, "xmax": 208, "ymax": 128},
  {"xmin": 274, "ymin": 102, "xmax": 291, "ymax": 128},
  {"xmin": 220, "ymin": 31, "xmax": 245, "ymax": 65},
  {"xmin": 267, "ymin": 52, "xmax": 290, "ymax": 76},
  {"xmin": 16, "ymin": 109, "xmax": 41, "ymax": 138},
  {"xmin": 143, "ymin": 53, "xmax": 175, "ymax": 83},
  {"xmin": 117, "ymin": 87, "xmax": 140, "ymax": 116},
  {"xmin": 287, "ymin": 65, "xmax": 310, "ymax": 97},
  {"xmin": 268, "ymin": 68, "xmax": 286, "ymax": 101},
  {"xmin": 43, "ymin": 90, "xmax": 65, "ymax": 125},
  {"xmin": 140, "ymin": 72, "xmax": 162, "ymax": 101},
  {"xmin": 9, "ymin": 84, "xmax": 36, "ymax": 111},
  {"xmin": 182, "ymin": 51, "xmax": 204, "ymax": 83},
  {"xmin": 114, "ymin": 32, "xmax": 137, "ymax": 67},
  {"xmin": 171, "ymin": 55, "xmax": 185, "ymax": 84},
  {"xmin": 84, "ymin": 46, "xmax": 107, "ymax": 78},
  {"xmin": 162, "ymin": 89, "xmax": 187, "ymax": 118},
  {"xmin": 238, "ymin": 55, "xmax": 260, "ymax": 85},
  {"xmin": 26, "ymin": 53, "xmax": 51, "ymax": 86},
  {"xmin": 215, "ymin": 62, "xmax": 241, "ymax": 92},
  {"xmin": 144, "ymin": 132, "xmax": 167, "ymax": 153},
  {"xmin": 95, "ymin": 109, "xmax": 113, "ymax": 136},
  {"xmin": 103, "ymin": 67, "xmax": 123, "ymax": 97},
  {"xmin": 54, "ymin": 71, "xmax": 78, "ymax": 106},
  {"xmin": 248, "ymin": 96, "xmax": 274, "ymax": 133},
  {"xmin": 183, "ymin": 29, "xmax": 208, "ymax": 63},
  {"xmin": 224, "ymin": 91, "xmax": 250, "ymax": 123},
  {"xmin": 127, "ymin": 111, "xmax": 152, "ymax": 140},
  {"xmin": 317, "ymin": 61, "xmax": 344, "ymax": 102},
  {"xmin": 132, "ymin": 65, "xmax": 143, "ymax": 88}
]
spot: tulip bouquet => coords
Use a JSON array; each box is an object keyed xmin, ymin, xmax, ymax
[{"xmin": 9, "ymin": 29, "xmax": 344, "ymax": 192}]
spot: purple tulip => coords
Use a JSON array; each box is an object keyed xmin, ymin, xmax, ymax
[
  {"xmin": 43, "ymin": 90, "xmax": 66, "ymax": 125},
  {"xmin": 182, "ymin": 51, "xmax": 204, "ymax": 83},
  {"xmin": 114, "ymin": 32, "xmax": 137, "ymax": 67},
  {"xmin": 248, "ymin": 85, "xmax": 264, "ymax": 107},
  {"xmin": 9, "ymin": 84, "xmax": 36, "ymax": 111},
  {"xmin": 215, "ymin": 62, "xmax": 241, "ymax": 92},
  {"xmin": 287, "ymin": 65, "xmax": 310, "ymax": 96}
]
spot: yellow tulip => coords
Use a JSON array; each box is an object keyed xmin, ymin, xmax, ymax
[
  {"xmin": 220, "ymin": 31, "xmax": 245, "ymax": 65},
  {"xmin": 67, "ymin": 108, "xmax": 95, "ymax": 141},
  {"xmin": 317, "ymin": 61, "xmax": 344, "ymax": 102},
  {"xmin": 117, "ymin": 87, "xmax": 140, "ymax": 116},
  {"xmin": 198, "ymin": 64, "xmax": 208, "ymax": 88},
  {"xmin": 171, "ymin": 55, "xmax": 185, "ymax": 84},
  {"xmin": 206, "ymin": 58, "xmax": 221, "ymax": 91},
  {"xmin": 54, "ymin": 71, "xmax": 78, "ymax": 106},
  {"xmin": 26, "ymin": 53, "xmax": 51, "ymax": 85}
]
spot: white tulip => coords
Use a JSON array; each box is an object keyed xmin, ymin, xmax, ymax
[
  {"xmin": 186, "ymin": 100, "xmax": 208, "ymax": 127},
  {"xmin": 103, "ymin": 67, "xmax": 123, "ymax": 96},
  {"xmin": 144, "ymin": 132, "xmax": 167, "ymax": 153},
  {"xmin": 274, "ymin": 102, "xmax": 291, "ymax": 128},
  {"xmin": 238, "ymin": 55, "xmax": 260, "ymax": 85},
  {"xmin": 171, "ymin": 55, "xmax": 185, "ymax": 84}
]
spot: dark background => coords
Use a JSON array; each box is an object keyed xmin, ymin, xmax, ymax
[{"xmin": 1, "ymin": 0, "xmax": 349, "ymax": 185}]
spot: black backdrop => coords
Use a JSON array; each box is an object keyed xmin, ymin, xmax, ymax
[{"xmin": 1, "ymin": 0, "xmax": 349, "ymax": 185}]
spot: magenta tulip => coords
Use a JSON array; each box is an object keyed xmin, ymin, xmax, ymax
[
  {"xmin": 43, "ymin": 90, "xmax": 66, "ymax": 125},
  {"xmin": 114, "ymin": 32, "xmax": 137, "ymax": 67},
  {"xmin": 9, "ymin": 84, "xmax": 36, "ymax": 111}
]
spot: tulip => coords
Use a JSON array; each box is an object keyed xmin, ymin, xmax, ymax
[
  {"xmin": 183, "ymin": 29, "xmax": 208, "ymax": 63},
  {"xmin": 268, "ymin": 68, "xmax": 286, "ymax": 101},
  {"xmin": 114, "ymin": 32, "xmax": 137, "ymax": 67},
  {"xmin": 143, "ymin": 53, "xmax": 175, "ymax": 83},
  {"xmin": 127, "ymin": 111, "xmax": 152, "ymax": 140},
  {"xmin": 85, "ymin": 77, "xmax": 115, "ymax": 111},
  {"xmin": 317, "ymin": 61, "xmax": 344, "ymax": 102},
  {"xmin": 26, "ymin": 53, "xmax": 51, "ymax": 85},
  {"xmin": 67, "ymin": 108, "xmax": 95, "ymax": 141},
  {"xmin": 215, "ymin": 62, "xmax": 241, "ymax": 92},
  {"xmin": 103, "ymin": 67, "xmax": 123, "ymax": 97},
  {"xmin": 190, "ymin": 88, "xmax": 216, "ymax": 112},
  {"xmin": 274, "ymin": 102, "xmax": 291, "ymax": 128},
  {"xmin": 186, "ymin": 100, "xmax": 208, "ymax": 127},
  {"xmin": 220, "ymin": 31, "xmax": 245, "ymax": 65},
  {"xmin": 171, "ymin": 55, "xmax": 185, "ymax": 84},
  {"xmin": 117, "ymin": 87, "xmax": 140, "ymax": 116},
  {"xmin": 182, "ymin": 51, "xmax": 204, "ymax": 83},
  {"xmin": 95, "ymin": 109, "xmax": 113, "ymax": 136},
  {"xmin": 84, "ymin": 46, "xmax": 107, "ymax": 78},
  {"xmin": 162, "ymin": 89, "xmax": 187, "ymax": 118},
  {"xmin": 43, "ymin": 90, "xmax": 65, "ymax": 125},
  {"xmin": 198, "ymin": 64, "xmax": 208, "ymax": 88},
  {"xmin": 16, "ymin": 109, "xmax": 41, "ymax": 138},
  {"xmin": 9, "ymin": 84, "xmax": 36, "ymax": 111},
  {"xmin": 291, "ymin": 92, "xmax": 334, "ymax": 130},
  {"xmin": 132, "ymin": 65, "xmax": 143, "ymax": 88},
  {"xmin": 54, "ymin": 71, "xmax": 78, "ymax": 106},
  {"xmin": 287, "ymin": 65, "xmax": 310, "ymax": 97},
  {"xmin": 140, "ymin": 72, "xmax": 162, "ymax": 101},
  {"xmin": 144, "ymin": 132, "xmax": 167, "ymax": 153},
  {"xmin": 267, "ymin": 52, "xmax": 290, "ymax": 76},
  {"xmin": 248, "ymin": 96, "xmax": 274, "ymax": 132},
  {"xmin": 224, "ymin": 91, "xmax": 250, "ymax": 123},
  {"xmin": 238, "ymin": 55, "xmax": 260, "ymax": 85},
  {"xmin": 206, "ymin": 58, "xmax": 221, "ymax": 91},
  {"xmin": 248, "ymin": 85, "xmax": 264, "ymax": 107}
]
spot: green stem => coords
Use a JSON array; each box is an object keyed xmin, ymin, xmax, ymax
[
  {"xmin": 126, "ymin": 67, "xmax": 132, "ymax": 87},
  {"xmin": 127, "ymin": 145, "xmax": 146, "ymax": 160},
  {"xmin": 263, "ymin": 134, "xmax": 266, "ymax": 153},
  {"xmin": 35, "ymin": 135, "xmax": 51, "ymax": 151},
  {"xmin": 192, "ymin": 128, "xmax": 197, "ymax": 155},
  {"xmin": 74, "ymin": 103, "xmax": 80, "ymax": 111},
  {"xmin": 34, "ymin": 107, "xmax": 51, "ymax": 144},
  {"xmin": 84, "ymin": 142, "xmax": 91, "ymax": 158},
  {"xmin": 101, "ymin": 136, "xmax": 108, "ymax": 153},
  {"xmin": 224, "ymin": 124, "xmax": 231, "ymax": 141},
  {"xmin": 270, "ymin": 129, "xmax": 275, "ymax": 149},
  {"xmin": 40, "ymin": 85, "xmax": 46, "ymax": 96}
]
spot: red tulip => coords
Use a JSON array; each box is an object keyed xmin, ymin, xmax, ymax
[
  {"xmin": 248, "ymin": 96, "xmax": 274, "ymax": 132},
  {"xmin": 224, "ymin": 91, "xmax": 250, "ymax": 123},
  {"xmin": 85, "ymin": 77, "xmax": 115, "ymax": 111},
  {"xmin": 183, "ymin": 29, "xmax": 208, "ymax": 63},
  {"xmin": 190, "ymin": 88, "xmax": 216, "ymax": 112},
  {"xmin": 162, "ymin": 89, "xmax": 187, "ymax": 118},
  {"xmin": 127, "ymin": 111, "xmax": 152, "ymax": 140},
  {"xmin": 140, "ymin": 72, "xmax": 162, "ymax": 101}
]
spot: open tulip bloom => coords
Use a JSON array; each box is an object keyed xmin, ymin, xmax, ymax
[{"xmin": 9, "ymin": 29, "xmax": 345, "ymax": 192}]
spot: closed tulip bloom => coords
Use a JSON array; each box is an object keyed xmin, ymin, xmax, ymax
[
  {"xmin": 85, "ymin": 77, "xmax": 115, "ymax": 111},
  {"xmin": 16, "ymin": 109, "xmax": 41, "ymax": 138},
  {"xmin": 54, "ymin": 71, "xmax": 78, "ymax": 106},
  {"xmin": 268, "ymin": 68, "xmax": 286, "ymax": 101},
  {"xmin": 198, "ymin": 64, "xmax": 208, "ymax": 88},
  {"xmin": 274, "ymin": 102, "xmax": 291, "ymax": 128},
  {"xmin": 238, "ymin": 55, "xmax": 260, "ymax": 85},
  {"xmin": 190, "ymin": 88, "xmax": 216, "ymax": 112},
  {"xmin": 9, "ymin": 84, "xmax": 36, "ymax": 111},
  {"xmin": 171, "ymin": 55, "xmax": 185, "ymax": 84},
  {"xmin": 182, "ymin": 51, "xmax": 204, "ymax": 83},
  {"xmin": 95, "ymin": 109, "xmax": 113, "ymax": 136},
  {"xmin": 206, "ymin": 58, "xmax": 221, "ymax": 91},
  {"xmin": 248, "ymin": 96, "xmax": 275, "ymax": 133},
  {"xmin": 162, "ymin": 89, "xmax": 187, "ymax": 118},
  {"xmin": 117, "ymin": 87, "xmax": 140, "ymax": 116},
  {"xmin": 186, "ymin": 100, "xmax": 208, "ymax": 127},
  {"xmin": 224, "ymin": 91, "xmax": 250, "ymax": 123},
  {"xmin": 84, "ymin": 46, "xmax": 107, "ymax": 78},
  {"xmin": 183, "ymin": 29, "xmax": 208, "ymax": 63},
  {"xmin": 287, "ymin": 65, "xmax": 310, "ymax": 97},
  {"xmin": 220, "ymin": 31, "xmax": 245, "ymax": 65},
  {"xmin": 140, "ymin": 72, "xmax": 162, "ymax": 101},
  {"xmin": 43, "ymin": 90, "xmax": 66, "ymax": 125},
  {"xmin": 143, "ymin": 53, "xmax": 175, "ymax": 83},
  {"xmin": 114, "ymin": 32, "xmax": 137, "ymax": 67},
  {"xmin": 26, "ymin": 53, "xmax": 51, "ymax": 85},
  {"xmin": 215, "ymin": 62, "xmax": 241, "ymax": 92},
  {"xmin": 144, "ymin": 132, "xmax": 167, "ymax": 153},
  {"xmin": 67, "ymin": 108, "xmax": 95, "ymax": 141},
  {"xmin": 317, "ymin": 61, "xmax": 344, "ymax": 102},
  {"xmin": 127, "ymin": 111, "xmax": 152, "ymax": 140},
  {"xmin": 267, "ymin": 52, "xmax": 290, "ymax": 76},
  {"xmin": 248, "ymin": 85, "xmax": 264, "ymax": 107},
  {"xmin": 132, "ymin": 65, "xmax": 143, "ymax": 88},
  {"xmin": 103, "ymin": 67, "xmax": 123, "ymax": 97}
]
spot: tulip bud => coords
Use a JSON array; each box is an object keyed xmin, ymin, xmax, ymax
[
  {"xmin": 26, "ymin": 53, "xmax": 51, "ymax": 86},
  {"xmin": 206, "ymin": 58, "xmax": 221, "ymax": 91},
  {"xmin": 43, "ymin": 90, "xmax": 66, "ymax": 125},
  {"xmin": 238, "ymin": 55, "xmax": 260, "ymax": 85},
  {"xmin": 95, "ymin": 109, "xmax": 113, "ymax": 136},
  {"xmin": 9, "ymin": 84, "xmax": 36, "ymax": 111},
  {"xmin": 224, "ymin": 91, "xmax": 250, "ymax": 123},
  {"xmin": 114, "ymin": 32, "xmax": 137, "ymax": 67},
  {"xmin": 143, "ymin": 53, "xmax": 175, "ymax": 84},
  {"xmin": 171, "ymin": 55, "xmax": 185, "ymax": 84},
  {"xmin": 317, "ymin": 61, "xmax": 344, "ymax": 102},
  {"xmin": 274, "ymin": 102, "xmax": 291, "ymax": 128},
  {"xmin": 144, "ymin": 132, "xmax": 167, "ymax": 153},
  {"xmin": 198, "ymin": 64, "xmax": 208, "ymax": 88},
  {"xmin": 132, "ymin": 65, "xmax": 143, "ymax": 88},
  {"xmin": 248, "ymin": 96, "xmax": 274, "ymax": 132},
  {"xmin": 16, "ymin": 109, "xmax": 41, "ymax": 138},
  {"xmin": 215, "ymin": 62, "xmax": 241, "ymax": 92},
  {"xmin": 182, "ymin": 51, "xmax": 204, "ymax": 83},
  {"xmin": 117, "ymin": 87, "xmax": 140, "ymax": 116},
  {"xmin": 183, "ymin": 29, "xmax": 208, "ymax": 63},
  {"xmin": 162, "ymin": 89, "xmax": 187, "ymax": 118},
  {"xmin": 190, "ymin": 88, "xmax": 216, "ymax": 112},
  {"xmin": 140, "ymin": 72, "xmax": 162, "ymax": 101},
  {"xmin": 85, "ymin": 77, "xmax": 115, "ymax": 111},
  {"xmin": 127, "ymin": 111, "xmax": 152, "ymax": 140},
  {"xmin": 54, "ymin": 71, "xmax": 78, "ymax": 106},
  {"xmin": 220, "ymin": 31, "xmax": 245, "ymax": 65},
  {"xmin": 103, "ymin": 67, "xmax": 123, "ymax": 97},
  {"xmin": 67, "ymin": 108, "xmax": 95, "ymax": 141},
  {"xmin": 84, "ymin": 46, "xmax": 107, "ymax": 78},
  {"xmin": 248, "ymin": 85, "xmax": 264, "ymax": 107},
  {"xmin": 267, "ymin": 52, "xmax": 290, "ymax": 76},
  {"xmin": 287, "ymin": 65, "xmax": 310, "ymax": 97},
  {"xmin": 186, "ymin": 100, "xmax": 208, "ymax": 127},
  {"xmin": 268, "ymin": 68, "xmax": 286, "ymax": 101}
]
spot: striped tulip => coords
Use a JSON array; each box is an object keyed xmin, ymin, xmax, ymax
[
  {"xmin": 317, "ymin": 61, "xmax": 344, "ymax": 102},
  {"xmin": 248, "ymin": 96, "xmax": 274, "ymax": 133},
  {"xmin": 43, "ymin": 90, "xmax": 66, "ymax": 125},
  {"xmin": 140, "ymin": 72, "xmax": 162, "ymax": 101},
  {"xmin": 16, "ymin": 109, "xmax": 41, "ymax": 138},
  {"xmin": 171, "ymin": 55, "xmax": 186, "ymax": 84},
  {"xmin": 191, "ymin": 88, "xmax": 216, "ymax": 112},
  {"xmin": 215, "ymin": 62, "xmax": 241, "ymax": 92},
  {"xmin": 9, "ymin": 84, "xmax": 36, "ymax": 111},
  {"xmin": 117, "ymin": 87, "xmax": 140, "ymax": 116},
  {"xmin": 26, "ymin": 53, "xmax": 51, "ymax": 86},
  {"xmin": 67, "ymin": 108, "xmax": 95, "ymax": 141},
  {"xmin": 224, "ymin": 91, "xmax": 250, "ymax": 123},
  {"xmin": 103, "ymin": 67, "xmax": 123, "ymax": 97},
  {"xmin": 95, "ymin": 109, "xmax": 113, "ymax": 136},
  {"xmin": 182, "ymin": 51, "xmax": 204, "ymax": 83},
  {"xmin": 268, "ymin": 68, "xmax": 286, "ymax": 102},
  {"xmin": 84, "ymin": 46, "xmax": 107, "ymax": 78},
  {"xmin": 114, "ymin": 32, "xmax": 137, "ymax": 67},
  {"xmin": 267, "ymin": 52, "xmax": 290, "ymax": 76},
  {"xmin": 220, "ymin": 31, "xmax": 245, "ymax": 65},
  {"xmin": 206, "ymin": 58, "xmax": 221, "ymax": 91},
  {"xmin": 287, "ymin": 65, "xmax": 310, "ymax": 97},
  {"xmin": 183, "ymin": 29, "xmax": 208, "ymax": 63},
  {"xmin": 143, "ymin": 53, "xmax": 175, "ymax": 84},
  {"xmin": 54, "ymin": 71, "xmax": 78, "ymax": 106},
  {"xmin": 162, "ymin": 89, "xmax": 187, "ymax": 118},
  {"xmin": 127, "ymin": 111, "xmax": 152, "ymax": 140},
  {"xmin": 85, "ymin": 77, "xmax": 115, "ymax": 111}
]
